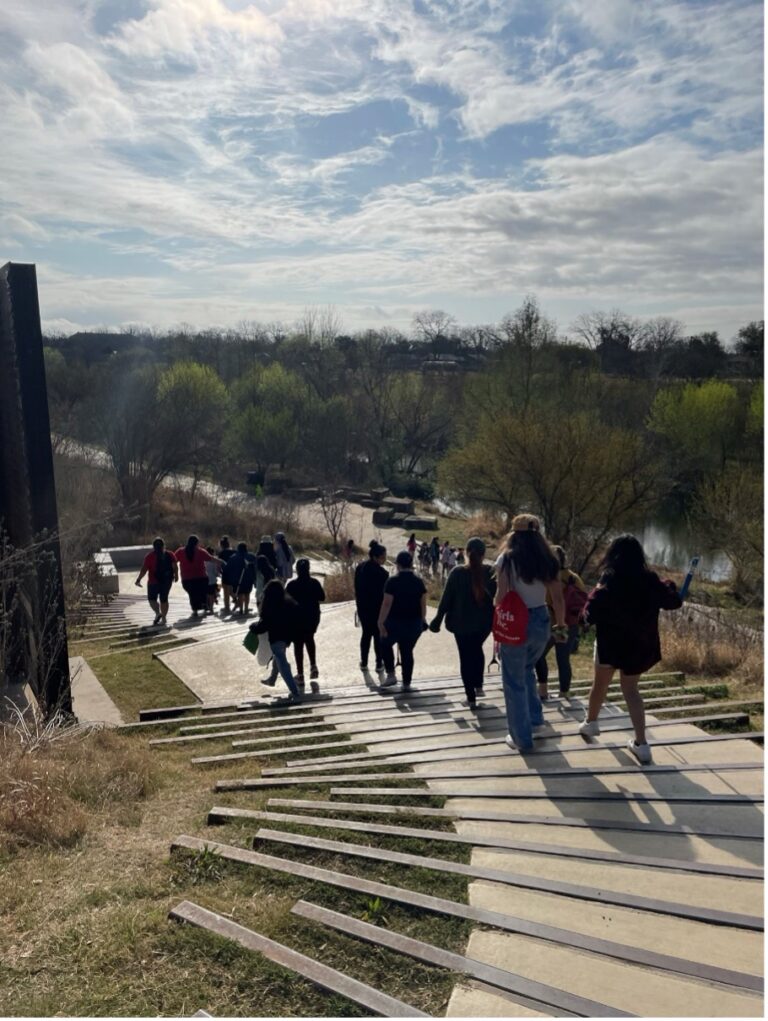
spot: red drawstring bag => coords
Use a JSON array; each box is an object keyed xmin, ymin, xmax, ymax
[{"xmin": 493, "ymin": 588, "xmax": 529, "ymax": 645}]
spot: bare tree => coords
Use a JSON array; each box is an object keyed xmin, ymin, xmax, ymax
[{"xmin": 318, "ymin": 488, "xmax": 349, "ymax": 549}]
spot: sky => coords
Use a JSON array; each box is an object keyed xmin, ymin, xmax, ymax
[{"xmin": 0, "ymin": 0, "xmax": 763, "ymax": 339}]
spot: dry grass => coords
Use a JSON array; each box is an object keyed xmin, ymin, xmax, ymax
[
  {"xmin": 0, "ymin": 722, "xmax": 160, "ymax": 854},
  {"xmin": 323, "ymin": 568, "xmax": 355, "ymax": 603}
]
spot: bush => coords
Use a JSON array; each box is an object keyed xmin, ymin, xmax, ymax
[
  {"xmin": 660, "ymin": 611, "xmax": 763, "ymax": 683},
  {"xmin": 387, "ymin": 474, "xmax": 435, "ymax": 501}
]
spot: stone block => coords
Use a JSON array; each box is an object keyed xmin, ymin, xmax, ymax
[
  {"xmin": 389, "ymin": 512, "xmax": 409, "ymax": 526},
  {"xmin": 372, "ymin": 507, "xmax": 394, "ymax": 526},
  {"xmin": 404, "ymin": 515, "xmax": 438, "ymax": 530},
  {"xmin": 286, "ymin": 487, "xmax": 320, "ymax": 502},
  {"xmin": 382, "ymin": 496, "xmax": 415, "ymax": 514},
  {"xmin": 371, "ymin": 487, "xmax": 391, "ymax": 501},
  {"xmin": 361, "ymin": 499, "xmax": 379, "ymax": 509},
  {"xmin": 346, "ymin": 491, "xmax": 371, "ymax": 504},
  {"xmin": 101, "ymin": 545, "xmax": 152, "ymax": 570}
]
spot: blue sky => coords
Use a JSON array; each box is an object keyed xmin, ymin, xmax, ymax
[{"xmin": 0, "ymin": 0, "xmax": 762, "ymax": 338}]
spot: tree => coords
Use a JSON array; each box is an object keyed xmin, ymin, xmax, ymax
[
  {"xmin": 156, "ymin": 361, "xmax": 227, "ymax": 499},
  {"xmin": 648, "ymin": 380, "xmax": 743, "ymax": 474},
  {"xmin": 693, "ymin": 464, "xmax": 763, "ymax": 596},
  {"xmin": 572, "ymin": 309, "xmax": 644, "ymax": 375},
  {"xmin": 318, "ymin": 488, "xmax": 348, "ymax": 548},
  {"xmin": 735, "ymin": 321, "xmax": 764, "ymax": 377},
  {"xmin": 439, "ymin": 406, "xmax": 659, "ymax": 572}
]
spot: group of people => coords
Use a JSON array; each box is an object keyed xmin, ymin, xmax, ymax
[
  {"xmin": 136, "ymin": 519, "xmax": 683, "ymax": 761},
  {"xmin": 135, "ymin": 532, "xmax": 298, "ymax": 623},
  {"xmin": 355, "ymin": 517, "xmax": 682, "ymax": 765},
  {"xmin": 408, "ymin": 535, "xmax": 464, "ymax": 578}
]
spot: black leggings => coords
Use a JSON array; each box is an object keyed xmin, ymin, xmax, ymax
[
  {"xmin": 182, "ymin": 577, "xmax": 208, "ymax": 611},
  {"xmin": 380, "ymin": 619, "xmax": 423, "ymax": 685},
  {"xmin": 359, "ymin": 617, "xmax": 382, "ymax": 668},
  {"xmin": 454, "ymin": 631, "xmax": 488, "ymax": 701},
  {"xmin": 294, "ymin": 634, "xmax": 317, "ymax": 675}
]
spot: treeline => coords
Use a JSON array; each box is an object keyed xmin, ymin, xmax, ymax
[{"xmin": 44, "ymin": 299, "xmax": 763, "ymax": 589}]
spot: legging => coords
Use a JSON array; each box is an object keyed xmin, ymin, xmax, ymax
[
  {"xmin": 534, "ymin": 625, "xmax": 579, "ymax": 692},
  {"xmin": 381, "ymin": 618, "xmax": 423, "ymax": 685},
  {"xmin": 454, "ymin": 631, "xmax": 489, "ymax": 701},
  {"xmin": 359, "ymin": 615, "xmax": 382, "ymax": 668},
  {"xmin": 294, "ymin": 632, "xmax": 317, "ymax": 675}
]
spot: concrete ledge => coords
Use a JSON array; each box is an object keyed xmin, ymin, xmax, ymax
[
  {"xmin": 101, "ymin": 545, "xmax": 153, "ymax": 570},
  {"xmin": 70, "ymin": 656, "xmax": 123, "ymax": 725}
]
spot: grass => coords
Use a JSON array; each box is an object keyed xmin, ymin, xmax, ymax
[{"xmin": 0, "ymin": 714, "xmax": 469, "ymax": 1018}]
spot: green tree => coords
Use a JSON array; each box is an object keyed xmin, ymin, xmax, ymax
[
  {"xmin": 648, "ymin": 380, "xmax": 743, "ymax": 473},
  {"xmin": 693, "ymin": 464, "xmax": 763, "ymax": 596}
]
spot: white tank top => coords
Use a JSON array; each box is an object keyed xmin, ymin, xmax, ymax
[{"xmin": 495, "ymin": 553, "xmax": 547, "ymax": 608}]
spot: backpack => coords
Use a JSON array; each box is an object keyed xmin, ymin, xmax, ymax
[
  {"xmin": 155, "ymin": 551, "xmax": 174, "ymax": 586},
  {"xmin": 563, "ymin": 574, "xmax": 588, "ymax": 626},
  {"xmin": 492, "ymin": 558, "xmax": 529, "ymax": 645}
]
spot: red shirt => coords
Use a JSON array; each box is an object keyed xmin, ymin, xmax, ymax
[
  {"xmin": 142, "ymin": 549, "xmax": 177, "ymax": 584},
  {"xmin": 174, "ymin": 546, "xmax": 213, "ymax": 581}
]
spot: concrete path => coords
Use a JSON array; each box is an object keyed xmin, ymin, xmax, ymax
[{"xmin": 70, "ymin": 655, "xmax": 123, "ymax": 725}]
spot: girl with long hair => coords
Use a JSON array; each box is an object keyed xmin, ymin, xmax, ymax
[
  {"xmin": 494, "ymin": 514, "xmax": 565, "ymax": 752},
  {"xmin": 173, "ymin": 535, "xmax": 221, "ymax": 618},
  {"xmin": 580, "ymin": 534, "xmax": 682, "ymax": 764},
  {"xmin": 430, "ymin": 537, "xmax": 496, "ymax": 708},
  {"xmin": 274, "ymin": 531, "xmax": 296, "ymax": 581}
]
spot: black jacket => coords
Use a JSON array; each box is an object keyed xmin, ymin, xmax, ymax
[
  {"xmin": 250, "ymin": 595, "xmax": 301, "ymax": 645},
  {"xmin": 286, "ymin": 576, "xmax": 325, "ymax": 633}
]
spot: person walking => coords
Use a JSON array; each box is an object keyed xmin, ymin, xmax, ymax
[
  {"xmin": 286, "ymin": 558, "xmax": 325, "ymax": 691},
  {"xmin": 257, "ymin": 535, "xmax": 278, "ymax": 571},
  {"xmin": 440, "ymin": 540, "xmax": 453, "ymax": 580},
  {"xmin": 534, "ymin": 546, "xmax": 588, "ymax": 699},
  {"xmin": 406, "ymin": 533, "xmax": 417, "ymax": 557},
  {"xmin": 229, "ymin": 541, "xmax": 257, "ymax": 616},
  {"xmin": 378, "ymin": 550, "xmax": 427, "ymax": 690},
  {"xmin": 430, "ymin": 537, "xmax": 496, "ymax": 709},
  {"xmin": 249, "ymin": 579, "xmax": 303, "ymax": 703},
  {"xmin": 579, "ymin": 534, "xmax": 682, "ymax": 764},
  {"xmin": 354, "ymin": 541, "xmax": 388, "ymax": 672},
  {"xmin": 494, "ymin": 514, "xmax": 566, "ymax": 753},
  {"xmin": 429, "ymin": 536, "xmax": 440, "ymax": 576},
  {"xmin": 217, "ymin": 536, "xmax": 236, "ymax": 613},
  {"xmin": 274, "ymin": 531, "xmax": 296, "ymax": 582},
  {"xmin": 135, "ymin": 537, "xmax": 178, "ymax": 625},
  {"xmin": 174, "ymin": 535, "xmax": 221, "ymax": 618},
  {"xmin": 255, "ymin": 553, "xmax": 276, "ymax": 609},
  {"xmin": 204, "ymin": 545, "xmax": 220, "ymax": 614}
]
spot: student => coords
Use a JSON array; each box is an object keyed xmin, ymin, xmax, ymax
[
  {"xmin": 378, "ymin": 550, "xmax": 427, "ymax": 690},
  {"xmin": 257, "ymin": 535, "xmax": 278, "ymax": 571},
  {"xmin": 354, "ymin": 541, "xmax": 388, "ymax": 672},
  {"xmin": 274, "ymin": 531, "xmax": 296, "ymax": 582},
  {"xmin": 174, "ymin": 535, "xmax": 221, "ymax": 618},
  {"xmin": 255, "ymin": 554, "xmax": 276, "ymax": 609},
  {"xmin": 249, "ymin": 579, "xmax": 302, "ymax": 703},
  {"xmin": 417, "ymin": 541, "xmax": 431, "ymax": 574},
  {"xmin": 229, "ymin": 541, "xmax": 257, "ymax": 616},
  {"xmin": 430, "ymin": 537, "xmax": 496, "ymax": 708},
  {"xmin": 406, "ymin": 533, "xmax": 417, "ymax": 556},
  {"xmin": 534, "ymin": 545, "xmax": 588, "ymax": 699},
  {"xmin": 217, "ymin": 536, "xmax": 236, "ymax": 613},
  {"xmin": 342, "ymin": 538, "xmax": 355, "ymax": 565},
  {"xmin": 429, "ymin": 537, "xmax": 440, "ymax": 574},
  {"xmin": 286, "ymin": 558, "xmax": 325, "ymax": 691},
  {"xmin": 440, "ymin": 541, "xmax": 453, "ymax": 579},
  {"xmin": 135, "ymin": 537, "xmax": 178, "ymax": 625},
  {"xmin": 204, "ymin": 545, "xmax": 220, "ymax": 614},
  {"xmin": 494, "ymin": 515, "xmax": 566, "ymax": 753},
  {"xmin": 579, "ymin": 534, "xmax": 682, "ymax": 764}
]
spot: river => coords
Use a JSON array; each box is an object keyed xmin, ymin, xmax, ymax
[{"xmin": 433, "ymin": 498, "xmax": 731, "ymax": 582}]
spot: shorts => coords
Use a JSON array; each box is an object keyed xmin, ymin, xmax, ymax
[{"xmin": 147, "ymin": 582, "xmax": 171, "ymax": 603}]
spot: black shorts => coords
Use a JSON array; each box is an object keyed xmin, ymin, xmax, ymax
[{"xmin": 147, "ymin": 582, "xmax": 171, "ymax": 603}]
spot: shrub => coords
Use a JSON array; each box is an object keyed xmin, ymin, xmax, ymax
[
  {"xmin": 323, "ymin": 569, "xmax": 355, "ymax": 603},
  {"xmin": 387, "ymin": 474, "xmax": 435, "ymax": 501}
]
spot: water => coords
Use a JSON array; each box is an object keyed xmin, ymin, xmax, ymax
[{"xmin": 433, "ymin": 498, "xmax": 732, "ymax": 582}]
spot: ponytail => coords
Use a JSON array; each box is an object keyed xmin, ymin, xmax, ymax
[{"xmin": 468, "ymin": 549, "xmax": 486, "ymax": 604}]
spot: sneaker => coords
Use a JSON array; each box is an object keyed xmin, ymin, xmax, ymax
[
  {"xmin": 628, "ymin": 739, "xmax": 653, "ymax": 765},
  {"xmin": 310, "ymin": 665, "xmax": 319, "ymax": 679},
  {"xmin": 579, "ymin": 719, "xmax": 601, "ymax": 738},
  {"xmin": 276, "ymin": 692, "xmax": 303, "ymax": 705},
  {"xmin": 261, "ymin": 676, "xmax": 277, "ymax": 687},
  {"xmin": 309, "ymin": 680, "xmax": 320, "ymax": 694},
  {"xmin": 475, "ymin": 687, "xmax": 485, "ymax": 697},
  {"xmin": 295, "ymin": 673, "xmax": 304, "ymax": 685},
  {"xmin": 537, "ymin": 686, "xmax": 549, "ymax": 702},
  {"xmin": 359, "ymin": 661, "xmax": 368, "ymax": 670},
  {"xmin": 380, "ymin": 673, "xmax": 398, "ymax": 688},
  {"xmin": 152, "ymin": 613, "xmax": 161, "ymax": 626},
  {"xmin": 375, "ymin": 661, "xmax": 384, "ymax": 671},
  {"xmin": 505, "ymin": 734, "xmax": 534, "ymax": 753},
  {"xmin": 401, "ymin": 682, "xmax": 412, "ymax": 691}
]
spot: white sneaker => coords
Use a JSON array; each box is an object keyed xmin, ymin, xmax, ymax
[
  {"xmin": 506, "ymin": 734, "xmax": 535, "ymax": 753},
  {"xmin": 380, "ymin": 673, "xmax": 398, "ymax": 688},
  {"xmin": 579, "ymin": 719, "xmax": 600, "ymax": 738},
  {"xmin": 628, "ymin": 739, "xmax": 653, "ymax": 765}
]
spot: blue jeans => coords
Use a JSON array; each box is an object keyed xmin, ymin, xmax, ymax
[
  {"xmin": 270, "ymin": 641, "xmax": 299, "ymax": 697},
  {"xmin": 500, "ymin": 606, "xmax": 551, "ymax": 750}
]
